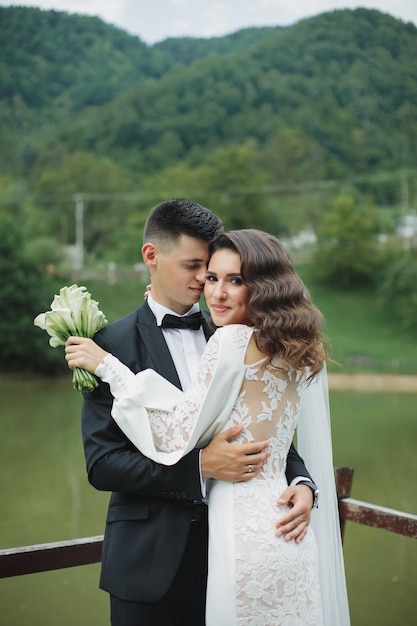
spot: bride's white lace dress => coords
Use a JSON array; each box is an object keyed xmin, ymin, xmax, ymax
[{"xmin": 96, "ymin": 324, "xmax": 349, "ymax": 626}]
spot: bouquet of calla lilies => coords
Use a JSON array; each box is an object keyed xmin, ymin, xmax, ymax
[{"xmin": 34, "ymin": 284, "xmax": 108, "ymax": 392}]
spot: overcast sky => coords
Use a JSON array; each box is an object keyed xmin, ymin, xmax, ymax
[{"xmin": 1, "ymin": 1, "xmax": 416, "ymax": 43}]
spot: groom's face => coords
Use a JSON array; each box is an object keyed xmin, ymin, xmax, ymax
[{"xmin": 144, "ymin": 234, "xmax": 209, "ymax": 315}]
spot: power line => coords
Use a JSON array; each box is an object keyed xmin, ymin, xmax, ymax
[{"xmin": 0, "ymin": 168, "xmax": 415, "ymax": 206}]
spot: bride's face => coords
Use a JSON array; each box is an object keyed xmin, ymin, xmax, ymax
[{"xmin": 204, "ymin": 249, "xmax": 249, "ymax": 326}]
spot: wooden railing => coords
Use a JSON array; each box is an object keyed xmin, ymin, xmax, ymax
[
  {"xmin": 0, "ymin": 535, "xmax": 103, "ymax": 579},
  {"xmin": 334, "ymin": 467, "xmax": 417, "ymax": 542},
  {"xmin": 1, "ymin": 467, "xmax": 416, "ymax": 579}
]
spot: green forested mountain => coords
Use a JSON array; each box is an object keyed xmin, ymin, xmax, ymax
[
  {"xmin": 154, "ymin": 26, "xmax": 277, "ymax": 66},
  {"xmin": 0, "ymin": 7, "xmax": 417, "ymax": 177},
  {"xmin": 1, "ymin": 6, "xmax": 416, "ymax": 181},
  {"xmin": 0, "ymin": 6, "xmax": 172, "ymax": 112},
  {"xmin": 0, "ymin": 6, "xmax": 175, "ymax": 172},
  {"xmin": 1, "ymin": 6, "xmax": 417, "ymax": 265}
]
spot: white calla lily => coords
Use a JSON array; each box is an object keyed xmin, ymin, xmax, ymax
[
  {"xmin": 34, "ymin": 285, "xmax": 108, "ymax": 391},
  {"xmin": 33, "ymin": 312, "xmax": 47, "ymax": 330}
]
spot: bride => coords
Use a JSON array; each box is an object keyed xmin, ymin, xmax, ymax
[{"xmin": 66, "ymin": 229, "xmax": 350, "ymax": 626}]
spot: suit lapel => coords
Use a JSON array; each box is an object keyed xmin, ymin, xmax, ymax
[
  {"xmin": 135, "ymin": 303, "xmax": 215, "ymax": 390},
  {"xmin": 136, "ymin": 302, "xmax": 182, "ymax": 389},
  {"xmin": 201, "ymin": 311, "xmax": 214, "ymax": 341}
]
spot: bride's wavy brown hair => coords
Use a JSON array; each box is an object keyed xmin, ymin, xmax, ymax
[{"xmin": 210, "ymin": 229, "xmax": 328, "ymax": 378}]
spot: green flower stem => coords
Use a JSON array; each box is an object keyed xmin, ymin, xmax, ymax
[{"xmin": 72, "ymin": 367, "xmax": 99, "ymax": 392}]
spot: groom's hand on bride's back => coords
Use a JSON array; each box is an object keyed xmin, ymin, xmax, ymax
[{"xmin": 201, "ymin": 424, "xmax": 270, "ymax": 482}]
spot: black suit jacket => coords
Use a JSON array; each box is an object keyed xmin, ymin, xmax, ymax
[{"xmin": 81, "ymin": 301, "xmax": 313, "ymax": 602}]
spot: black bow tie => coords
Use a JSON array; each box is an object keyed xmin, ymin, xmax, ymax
[{"xmin": 161, "ymin": 312, "xmax": 204, "ymax": 330}]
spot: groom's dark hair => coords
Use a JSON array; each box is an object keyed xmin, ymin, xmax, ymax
[{"xmin": 144, "ymin": 199, "xmax": 223, "ymax": 247}]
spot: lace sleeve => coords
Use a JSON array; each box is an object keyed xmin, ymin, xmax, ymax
[
  {"xmin": 147, "ymin": 333, "xmax": 220, "ymax": 452},
  {"xmin": 96, "ymin": 328, "xmax": 246, "ymax": 465}
]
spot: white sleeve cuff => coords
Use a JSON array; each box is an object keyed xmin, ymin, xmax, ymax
[{"xmin": 290, "ymin": 475, "xmax": 313, "ymax": 487}]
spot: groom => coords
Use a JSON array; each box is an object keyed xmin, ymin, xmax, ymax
[{"xmin": 81, "ymin": 199, "xmax": 318, "ymax": 626}]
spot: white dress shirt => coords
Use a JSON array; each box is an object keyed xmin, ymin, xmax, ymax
[
  {"xmin": 147, "ymin": 294, "xmax": 208, "ymax": 495},
  {"xmin": 147, "ymin": 294, "xmax": 207, "ymax": 389}
]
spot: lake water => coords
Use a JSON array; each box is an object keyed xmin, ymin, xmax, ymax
[{"xmin": 0, "ymin": 378, "xmax": 416, "ymax": 625}]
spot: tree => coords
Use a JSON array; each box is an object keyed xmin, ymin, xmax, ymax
[
  {"xmin": 0, "ymin": 209, "xmax": 64, "ymax": 373},
  {"xmin": 262, "ymin": 128, "xmax": 327, "ymax": 184},
  {"xmin": 33, "ymin": 151, "xmax": 132, "ymax": 260},
  {"xmin": 136, "ymin": 144, "xmax": 272, "ymax": 233},
  {"xmin": 23, "ymin": 235, "xmax": 63, "ymax": 271},
  {"xmin": 312, "ymin": 193, "xmax": 378, "ymax": 288},
  {"xmin": 378, "ymin": 247, "xmax": 417, "ymax": 331},
  {"xmin": 196, "ymin": 141, "xmax": 270, "ymax": 231}
]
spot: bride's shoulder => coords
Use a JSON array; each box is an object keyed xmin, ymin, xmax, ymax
[{"xmin": 214, "ymin": 324, "xmax": 253, "ymax": 346}]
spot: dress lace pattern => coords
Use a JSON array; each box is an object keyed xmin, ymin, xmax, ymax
[
  {"xmin": 145, "ymin": 325, "xmax": 322, "ymax": 624},
  {"xmin": 227, "ymin": 328, "xmax": 322, "ymax": 625},
  {"xmin": 101, "ymin": 324, "xmax": 324, "ymax": 624}
]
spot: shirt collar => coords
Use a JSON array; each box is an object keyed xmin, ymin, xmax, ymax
[{"xmin": 147, "ymin": 293, "xmax": 201, "ymax": 326}]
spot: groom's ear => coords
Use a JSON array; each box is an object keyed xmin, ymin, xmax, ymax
[{"xmin": 142, "ymin": 242, "xmax": 157, "ymax": 268}]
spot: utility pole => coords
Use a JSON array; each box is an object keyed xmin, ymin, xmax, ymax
[
  {"xmin": 400, "ymin": 172, "xmax": 409, "ymax": 214},
  {"xmin": 73, "ymin": 193, "xmax": 84, "ymax": 271}
]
